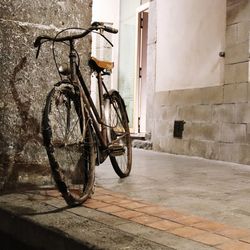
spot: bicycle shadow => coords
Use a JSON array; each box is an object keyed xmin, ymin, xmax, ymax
[
  {"xmin": 0, "ymin": 186, "xmax": 71, "ymax": 216},
  {"xmin": 1, "ymin": 57, "xmax": 46, "ymax": 190},
  {"xmin": 2, "ymin": 202, "xmax": 70, "ymax": 217}
]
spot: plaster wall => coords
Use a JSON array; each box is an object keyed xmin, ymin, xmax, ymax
[
  {"xmin": 155, "ymin": 0, "xmax": 226, "ymax": 91},
  {"xmin": 151, "ymin": 0, "xmax": 250, "ymax": 165}
]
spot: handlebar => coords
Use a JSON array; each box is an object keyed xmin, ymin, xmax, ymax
[
  {"xmin": 34, "ymin": 22, "xmax": 118, "ymax": 48},
  {"xmin": 34, "ymin": 23, "xmax": 118, "ymax": 59}
]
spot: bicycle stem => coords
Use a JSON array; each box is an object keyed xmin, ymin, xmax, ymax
[{"xmin": 69, "ymin": 40, "xmax": 77, "ymax": 85}]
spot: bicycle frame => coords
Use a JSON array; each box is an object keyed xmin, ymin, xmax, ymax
[{"xmin": 68, "ymin": 40, "xmax": 110, "ymax": 152}]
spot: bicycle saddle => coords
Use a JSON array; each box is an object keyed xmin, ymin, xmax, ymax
[{"xmin": 89, "ymin": 57, "xmax": 114, "ymax": 72}]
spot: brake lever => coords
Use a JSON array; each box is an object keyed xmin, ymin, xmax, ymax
[{"xmin": 36, "ymin": 44, "xmax": 41, "ymax": 59}]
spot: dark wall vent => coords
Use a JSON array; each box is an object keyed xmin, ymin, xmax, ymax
[{"xmin": 173, "ymin": 120, "xmax": 185, "ymax": 139}]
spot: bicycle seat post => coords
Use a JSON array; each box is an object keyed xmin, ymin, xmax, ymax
[{"xmin": 69, "ymin": 39, "xmax": 77, "ymax": 85}]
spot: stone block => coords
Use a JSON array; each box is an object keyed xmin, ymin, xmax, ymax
[
  {"xmin": 218, "ymin": 143, "xmax": 240, "ymax": 163},
  {"xmin": 179, "ymin": 105, "xmax": 212, "ymax": 123},
  {"xmin": 226, "ymin": 14, "xmax": 250, "ymax": 47},
  {"xmin": 225, "ymin": 64, "xmax": 236, "ymax": 84},
  {"xmin": 227, "ymin": 0, "xmax": 250, "ymax": 25},
  {"xmin": 246, "ymin": 123, "xmax": 250, "ymax": 143},
  {"xmin": 183, "ymin": 122, "xmax": 220, "ymax": 141},
  {"xmin": 219, "ymin": 142, "xmax": 250, "ymax": 165},
  {"xmin": 161, "ymin": 106, "xmax": 179, "ymax": 122},
  {"xmin": 152, "ymin": 102, "xmax": 162, "ymax": 119},
  {"xmin": 189, "ymin": 140, "xmax": 219, "ymax": 160},
  {"xmin": 224, "ymin": 82, "xmax": 248, "ymax": 103},
  {"xmin": 158, "ymin": 136, "xmax": 169, "ymax": 152},
  {"xmin": 151, "ymin": 133, "xmax": 161, "ymax": 151},
  {"xmin": 225, "ymin": 41, "xmax": 249, "ymax": 64},
  {"xmin": 225, "ymin": 62, "xmax": 249, "ymax": 84},
  {"xmin": 226, "ymin": 24, "xmax": 238, "ymax": 47},
  {"xmin": 163, "ymin": 88, "xmax": 202, "ymax": 107},
  {"xmin": 154, "ymin": 120, "xmax": 172, "ymax": 137},
  {"xmin": 236, "ymin": 103, "xmax": 250, "ymax": 123},
  {"xmin": 235, "ymin": 62, "xmax": 249, "ymax": 83},
  {"xmin": 165, "ymin": 138, "xmax": 190, "ymax": 156},
  {"xmin": 220, "ymin": 123, "xmax": 246, "ymax": 143},
  {"xmin": 212, "ymin": 104, "xmax": 236, "ymax": 123},
  {"xmin": 153, "ymin": 91, "xmax": 169, "ymax": 108},
  {"xmin": 249, "ymin": 62, "xmax": 250, "ymax": 84},
  {"xmin": 238, "ymin": 21, "xmax": 250, "ymax": 44},
  {"xmin": 238, "ymin": 144, "xmax": 250, "ymax": 164},
  {"xmin": 162, "ymin": 86, "xmax": 223, "ymax": 107},
  {"xmin": 198, "ymin": 86, "xmax": 224, "ymax": 105}
]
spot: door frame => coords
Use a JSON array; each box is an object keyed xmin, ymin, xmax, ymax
[{"xmin": 133, "ymin": 2, "xmax": 150, "ymax": 134}]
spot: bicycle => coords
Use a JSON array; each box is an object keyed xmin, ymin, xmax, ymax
[{"xmin": 34, "ymin": 22, "xmax": 132, "ymax": 207}]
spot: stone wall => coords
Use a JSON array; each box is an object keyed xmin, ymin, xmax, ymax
[
  {"xmin": 152, "ymin": 0, "xmax": 250, "ymax": 165},
  {"xmin": 0, "ymin": 0, "xmax": 92, "ymax": 189}
]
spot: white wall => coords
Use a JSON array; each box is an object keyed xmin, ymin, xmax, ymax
[
  {"xmin": 92, "ymin": 0, "xmax": 119, "ymax": 26},
  {"xmin": 92, "ymin": 0, "xmax": 120, "ymax": 89},
  {"xmin": 155, "ymin": 0, "xmax": 226, "ymax": 92}
]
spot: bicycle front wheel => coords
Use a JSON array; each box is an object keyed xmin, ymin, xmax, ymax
[
  {"xmin": 42, "ymin": 85, "xmax": 96, "ymax": 206},
  {"xmin": 104, "ymin": 91, "xmax": 132, "ymax": 178}
]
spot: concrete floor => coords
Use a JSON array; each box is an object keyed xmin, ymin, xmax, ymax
[
  {"xmin": 1, "ymin": 148, "xmax": 250, "ymax": 249},
  {"xmin": 96, "ymin": 148, "xmax": 250, "ymax": 229}
]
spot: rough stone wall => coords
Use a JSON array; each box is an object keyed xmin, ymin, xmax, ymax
[
  {"xmin": 152, "ymin": 0, "xmax": 250, "ymax": 165},
  {"xmin": 0, "ymin": 0, "xmax": 92, "ymax": 189}
]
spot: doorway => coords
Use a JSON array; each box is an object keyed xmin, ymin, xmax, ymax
[{"xmin": 135, "ymin": 4, "xmax": 149, "ymax": 134}]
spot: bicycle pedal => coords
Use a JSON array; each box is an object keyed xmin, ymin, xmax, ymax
[{"xmin": 108, "ymin": 144, "xmax": 125, "ymax": 156}]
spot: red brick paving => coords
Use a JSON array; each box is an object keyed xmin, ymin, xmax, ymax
[
  {"xmin": 157, "ymin": 209, "xmax": 187, "ymax": 220},
  {"xmin": 130, "ymin": 214, "xmax": 161, "ymax": 225},
  {"xmin": 192, "ymin": 233, "xmax": 230, "ymax": 246},
  {"xmin": 97, "ymin": 204, "xmax": 126, "ymax": 213},
  {"xmin": 43, "ymin": 186, "xmax": 250, "ymax": 249},
  {"xmin": 217, "ymin": 240, "xmax": 250, "ymax": 250},
  {"xmin": 135, "ymin": 205, "xmax": 169, "ymax": 214},
  {"xmin": 118, "ymin": 201, "xmax": 147, "ymax": 209},
  {"xmin": 241, "ymin": 236, "xmax": 250, "ymax": 244},
  {"xmin": 112, "ymin": 210, "xmax": 144, "ymax": 219},
  {"xmin": 148, "ymin": 219, "xmax": 182, "ymax": 231},
  {"xmin": 172, "ymin": 215, "xmax": 207, "ymax": 225},
  {"xmin": 193, "ymin": 221, "xmax": 229, "ymax": 233},
  {"xmin": 83, "ymin": 199, "xmax": 109, "ymax": 209},
  {"xmin": 216, "ymin": 227, "xmax": 250, "ymax": 240},
  {"xmin": 169, "ymin": 226, "xmax": 206, "ymax": 238}
]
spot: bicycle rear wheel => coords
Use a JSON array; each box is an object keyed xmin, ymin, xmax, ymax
[
  {"xmin": 42, "ymin": 84, "xmax": 96, "ymax": 206},
  {"xmin": 104, "ymin": 91, "xmax": 132, "ymax": 178}
]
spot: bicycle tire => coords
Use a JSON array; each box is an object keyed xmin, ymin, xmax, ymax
[
  {"xmin": 104, "ymin": 90, "xmax": 132, "ymax": 178},
  {"xmin": 42, "ymin": 84, "xmax": 96, "ymax": 206}
]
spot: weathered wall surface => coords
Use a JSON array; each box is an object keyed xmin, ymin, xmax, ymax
[
  {"xmin": 152, "ymin": 0, "xmax": 250, "ymax": 165},
  {"xmin": 0, "ymin": 0, "xmax": 92, "ymax": 189}
]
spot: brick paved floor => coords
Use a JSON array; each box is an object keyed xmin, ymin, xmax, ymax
[
  {"xmin": 12, "ymin": 186, "xmax": 250, "ymax": 250},
  {"xmin": 84, "ymin": 186, "xmax": 250, "ymax": 249},
  {"xmin": 39, "ymin": 186, "xmax": 250, "ymax": 249},
  {"xmin": 9, "ymin": 149, "xmax": 250, "ymax": 249}
]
